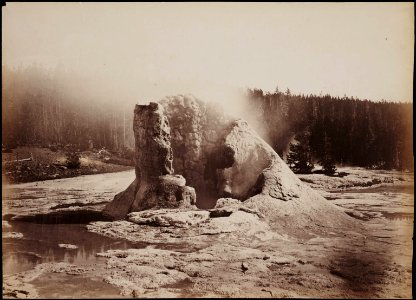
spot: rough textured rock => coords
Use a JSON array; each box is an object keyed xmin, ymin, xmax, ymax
[
  {"xmin": 88, "ymin": 206, "xmax": 279, "ymax": 249},
  {"xmin": 102, "ymin": 179, "xmax": 138, "ymax": 220},
  {"xmin": 159, "ymin": 95, "xmax": 233, "ymax": 208},
  {"xmin": 217, "ymin": 120, "xmax": 274, "ymax": 199},
  {"xmin": 96, "ymin": 247, "xmax": 191, "ymax": 296},
  {"xmin": 128, "ymin": 209, "xmax": 210, "ymax": 228},
  {"xmin": 208, "ymin": 198, "xmax": 241, "ymax": 217},
  {"xmin": 102, "ymin": 94, "xmax": 357, "ymax": 229},
  {"xmin": 132, "ymin": 175, "xmax": 196, "ymax": 211},
  {"xmin": 103, "ymin": 102, "xmax": 197, "ymax": 220},
  {"xmin": 159, "ymin": 96, "xmax": 314, "ymax": 208},
  {"xmin": 133, "ymin": 102, "xmax": 173, "ymax": 178},
  {"xmin": 131, "ymin": 103, "xmax": 196, "ymax": 212},
  {"xmin": 214, "ymin": 198, "xmax": 241, "ymax": 209}
]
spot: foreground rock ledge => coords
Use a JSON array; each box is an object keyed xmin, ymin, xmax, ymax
[{"xmin": 102, "ymin": 94, "xmax": 356, "ymax": 234}]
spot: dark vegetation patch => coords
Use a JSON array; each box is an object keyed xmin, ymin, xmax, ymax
[
  {"xmin": 2, "ymin": 147, "xmax": 133, "ymax": 184},
  {"xmin": 247, "ymin": 88, "xmax": 413, "ymax": 172}
]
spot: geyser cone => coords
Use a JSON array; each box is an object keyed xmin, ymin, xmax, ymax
[{"xmin": 103, "ymin": 94, "xmax": 357, "ymax": 236}]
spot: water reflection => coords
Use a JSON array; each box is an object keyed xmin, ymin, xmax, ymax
[{"xmin": 3, "ymin": 222, "xmax": 141, "ymax": 275}]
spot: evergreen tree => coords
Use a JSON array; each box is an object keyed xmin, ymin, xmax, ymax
[
  {"xmin": 318, "ymin": 134, "xmax": 337, "ymax": 176},
  {"xmin": 286, "ymin": 131, "xmax": 314, "ymax": 174}
]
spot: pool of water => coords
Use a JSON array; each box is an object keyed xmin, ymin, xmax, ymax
[
  {"xmin": 2, "ymin": 170, "xmax": 413, "ymax": 298},
  {"xmin": 2, "ymin": 221, "xmax": 142, "ymax": 275}
]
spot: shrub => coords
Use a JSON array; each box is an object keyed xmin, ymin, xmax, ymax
[
  {"xmin": 49, "ymin": 144, "xmax": 58, "ymax": 152},
  {"xmin": 319, "ymin": 156, "xmax": 337, "ymax": 176},
  {"xmin": 65, "ymin": 151, "xmax": 81, "ymax": 169}
]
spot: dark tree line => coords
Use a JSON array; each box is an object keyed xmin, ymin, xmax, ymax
[
  {"xmin": 2, "ymin": 65, "xmax": 413, "ymax": 171},
  {"xmin": 246, "ymin": 88, "xmax": 413, "ymax": 171},
  {"xmin": 2, "ymin": 65, "xmax": 135, "ymax": 152}
]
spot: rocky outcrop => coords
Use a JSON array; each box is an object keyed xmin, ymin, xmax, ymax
[
  {"xmin": 159, "ymin": 95, "xmax": 233, "ymax": 208},
  {"xmin": 103, "ymin": 102, "xmax": 196, "ymax": 220},
  {"xmin": 133, "ymin": 102, "xmax": 173, "ymax": 178},
  {"xmin": 102, "ymin": 94, "xmax": 354, "ymax": 230},
  {"xmin": 158, "ymin": 95, "xmax": 307, "ymax": 206},
  {"xmin": 128, "ymin": 209, "xmax": 210, "ymax": 228}
]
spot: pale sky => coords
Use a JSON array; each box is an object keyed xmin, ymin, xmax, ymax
[{"xmin": 2, "ymin": 2, "xmax": 414, "ymax": 103}]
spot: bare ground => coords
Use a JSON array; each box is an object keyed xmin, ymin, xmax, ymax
[{"xmin": 2, "ymin": 168, "xmax": 413, "ymax": 298}]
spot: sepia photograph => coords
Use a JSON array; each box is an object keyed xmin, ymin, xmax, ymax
[{"xmin": 2, "ymin": 2, "xmax": 414, "ymax": 298}]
